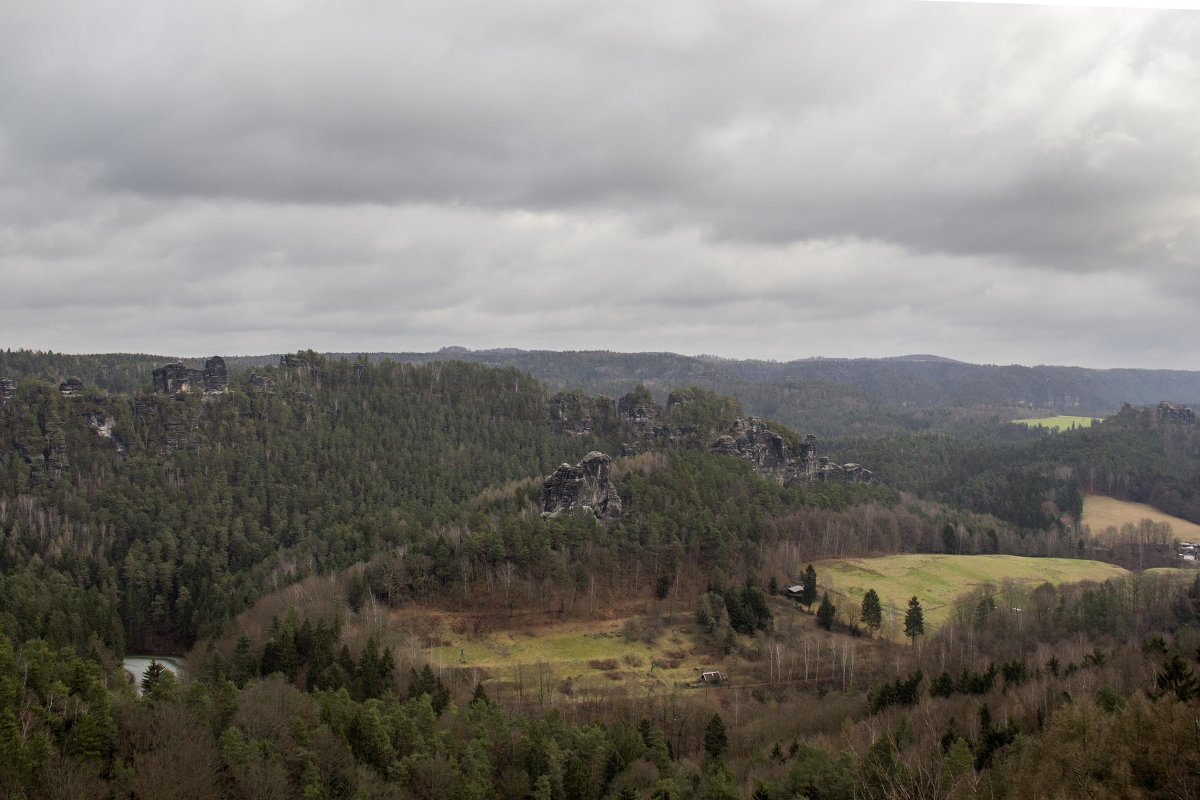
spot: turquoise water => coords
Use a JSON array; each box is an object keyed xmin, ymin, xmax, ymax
[{"xmin": 122, "ymin": 655, "xmax": 185, "ymax": 693}]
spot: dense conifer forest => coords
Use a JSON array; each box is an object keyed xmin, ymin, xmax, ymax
[{"xmin": 1, "ymin": 350, "xmax": 1198, "ymax": 798}]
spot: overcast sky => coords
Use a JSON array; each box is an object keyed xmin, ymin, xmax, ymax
[{"xmin": 2, "ymin": 1, "xmax": 1198, "ymax": 368}]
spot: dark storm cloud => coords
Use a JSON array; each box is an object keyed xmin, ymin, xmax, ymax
[{"xmin": 1, "ymin": 0, "xmax": 1198, "ymax": 366}]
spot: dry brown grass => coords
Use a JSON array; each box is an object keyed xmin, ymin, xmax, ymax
[
  {"xmin": 1082, "ymin": 495, "xmax": 1200, "ymax": 539},
  {"xmin": 610, "ymin": 451, "xmax": 667, "ymax": 480},
  {"xmin": 470, "ymin": 476, "xmax": 541, "ymax": 507}
]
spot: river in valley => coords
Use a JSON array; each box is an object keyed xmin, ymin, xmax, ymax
[{"xmin": 121, "ymin": 655, "xmax": 185, "ymax": 693}]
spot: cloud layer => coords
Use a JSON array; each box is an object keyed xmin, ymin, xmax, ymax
[{"xmin": 2, "ymin": 1, "xmax": 1198, "ymax": 367}]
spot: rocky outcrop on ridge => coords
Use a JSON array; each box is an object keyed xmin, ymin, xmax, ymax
[
  {"xmin": 0, "ymin": 379, "xmax": 15, "ymax": 405},
  {"xmin": 153, "ymin": 357, "xmax": 228, "ymax": 395},
  {"xmin": 615, "ymin": 387, "xmax": 701, "ymax": 455},
  {"xmin": 542, "ymin": 451, "xmax": 622, "ymax": 520},
  {"xmin": 710, "ymin": 417, "xmax": 870, "ymax": 486},
  {"xmin": 1157, "ymin": 401, "xmax": 1195, "ymax": 425},
  {"xmin": 617, "ymin": 387, "xmax": 661, "ymax": 429},
  {"xmin": 280, "ymin": 353, "xmax": 322, "ymax": 373},
  {"xmin": 249, "ymin": 373, "xmax": 277, "ymax": 391},
  {"xmin": 548, "ymin": 391, "xmax": 614, "ymax": 436},
  {"xmin": 58, "ymin": 377, "xmax": 84, "ymax": 397},
  {"xmin": 710, "ymin": 417, "xmax": 814, "ymax": 484},
  {"xmin": 815, "ymin": 458, "xmax": 873, "ymax": 484}
]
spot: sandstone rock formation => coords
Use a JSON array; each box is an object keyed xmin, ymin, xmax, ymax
[
  {"xmin": 615, "ymin": 388, "xmax": 704, "ymax": 454},
  {"xmin": 279, "ymin": 353, "xmax": 322, "ymax": 386},
  {"xmin": 249, "ymin": 373, "xmax": 277, "ymax": 391},
  {"xmin": 153, "ymin": 362, "xmax": 190, "ymax": 393},
  {"xmin": 710, "ymin": 417, "xmax": 868, "ymax": 486},
  {"xmin": 542, "ymin": 451, "xmax": 622, "ymax": 520},
  {"xmin": 815, "ymin": 458, "xmax": 873, "ymax": 484},
  {"xmin": 548, "ymin": 391, "xmax": 612, "ymax": 436},
  {"xmin": 1157, "ymin": 401, "xmax": 1195, "ymax": 425},
  {"xmin": 0, "ymin": 378, "xmax": 14, "ymax": 405},
  {"xmin": 59, "ymin": 377, "xmax": 84, "ymax": 397},
  {"xmin": 86, "ymin": 412, "xmax": 116, "ymax": 439},
  {"xmin": 709, "ymin": 418, "xmax": 812, "ymax": 484},
  {"xmin": 204, "ymin": 357, "xmax": 228, "ymax": 392},
  {"xmin": 617, "ymin": 387, "xmax": 661, "ymax": 428},
  {"xmin": 280, "ymin": 352, "xmax": 322, "ymax": 372},
  {"xmin": 153, "ymin": 357, "xmax": 228, "ymax": 394}
]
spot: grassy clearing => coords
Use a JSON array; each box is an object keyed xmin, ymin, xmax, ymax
[
  {"xmin": 816, "ymin": 554, "xmax": 1128, "ymax": 634},
  {"xmin": 422, "ymin": 617, "xmax": 703, "ymax": 689},
  {"xmin": 1082, "ymin": 494, "xmax": 1200, "ymax": 539},
  {"xmin": 1011, "ymin": 415, "xmax": 1101, "ymax": 431},
  {"xmin": 1143, "ymin": 567, "xmax": 1200, "ymax": 580}
]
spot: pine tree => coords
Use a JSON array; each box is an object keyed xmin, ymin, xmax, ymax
[
  {"xmin": 1155, "ymin": 652, "xmax": 1199, "ymax": 701},
  {"xmin": 704, "ymin": 713, "xmax": 728, "ymax": 759},
  {"xmin": 817, "ymin": 592, "xmax": 836, "ymax": 631},
  {"xmin": 904, "ymin": 596, "xmax": 925, "ymax": 646},
  {"xmin": 230, "ymin": 634, "xmax": 256, "ymax": 687},
  {"xmin": 801, "ymin": 564, "xmax": 817, "ymax": 609},
  {"xmin": 861, "ymin": 589, "xmax": 882, "ymax": 636},
  {"xmin": 141, "ymin": 659, "xmax": 166, "ymax": 695}
]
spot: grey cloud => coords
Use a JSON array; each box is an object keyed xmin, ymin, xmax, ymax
[{"xmin": 2, "ymin": 1, "xmax": 1199, "ymax": 367}]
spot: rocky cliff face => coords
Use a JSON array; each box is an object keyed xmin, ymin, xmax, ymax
[
  {"xmin": 204, "ymin": 357, "xmax": 228, "ymax": 393},
  {"xmin": 542, "ymin": 451, "xmax": 623, "ymax": 520},
  {"xmin": 815, "ymin": 458, "xmax": 873, "ymax": 484},
  {"xmin": 549, "ymin": 392, "xmax": 613, "ymax": 436},
  {"xmin": 710, "ymin": 417, "xmax": 869, "ymax": 486},
  {"xmin": 615, "ymin": 388, "xmax": 701, "ymax": 455},
  {"xmin": 249, "ymin": 373, "xmax": 277, "ymax": 391},
  {"xmin": 59, "ymin": 377, "xmax": 84, "ymax": 397},
  {"xmin": 1158, "ymin": 402, "xmax": 1195, "ymax": 425},
  {"xmin": 618, "ymin": 388, "xmax": 661, "ymax": 429},
  {"xmin": 153, "ymin": 357, "xmax": 228, "ymax": 395},
  {"xmin": 0, "ymin": 379, "xmax": 14, "ymax": 405}
]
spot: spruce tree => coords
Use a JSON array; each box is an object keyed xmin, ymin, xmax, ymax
[
  {"xmin": 704, "ymin": 713, "xmax": 728, "ymax": 759},
  {"xmin": 140, "ymin": 659, "xmax": 166, "ymax": 695},
  {"xmin": 904, "ymin": 596, "xmax": 925, "ymax": 646},
  {"xmin": 1155, "ymin": 652, "xmax": 1199, "ymax": 701},
  {"xmin": 801, "ymin": 564, "xmax": 818, "ymax": 609},
  {"xmin": 861, "ymin": 589, "xmax": 882, "ymax": 636},
  {"xmin": 817, "ymin": 592, "xmax": 836, "ymax": 631}
]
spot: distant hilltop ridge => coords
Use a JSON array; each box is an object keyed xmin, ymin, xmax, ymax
[
  {"xmin": 369, "ymin": 347, "xmax": 1200, "ymax": 416},
  {"xmin": 5, "ymin": 347, "xmax": 1200, "ymax": 426}
]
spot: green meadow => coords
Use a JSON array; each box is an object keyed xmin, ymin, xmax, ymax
[
  {"xmin": 1011, "ymin": 415, "xmax": 1102, "ymax": 431},
  {"xmin": 425, "ymin": 618, "xmax": 702, "ymax": 690},
  {"xmin": 816, "ymin": 554, "xmax": 1128, "ymax": 633}
]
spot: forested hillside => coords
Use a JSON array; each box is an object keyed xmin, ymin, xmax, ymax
[
  {"xmin": 12, "ymin": 346, "xmax": 1200, "ymax": 437},
  {"xmin": 2, "ymin": 351, "xmax": 1199, "ymax": 799},
  {"xmin": 377, "ymin": 348, "xmax": 1200, "ymax": 422},
  {"xmin": 834, "ymin": 403, "xmax": 1200, "ymax": 537},
  {"xmin": 0, "ymin": 355, "xmax": 630, "ymax": 652}
]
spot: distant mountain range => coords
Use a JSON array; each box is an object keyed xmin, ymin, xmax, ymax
[
  {"xmin": 6, "ymin": 348, "xmax": 1200, "ymax": 437},
  {"xmin": 366, "ymin": 347, "xmax": 1200, "ymax": 413}
]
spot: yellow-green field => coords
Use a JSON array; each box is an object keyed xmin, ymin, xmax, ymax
[
  {"xmin": 816, "ymin": 554, "xmax": 1128, "ymax": 633},
  {"xmin": 423, "ymin": 618, "xmax": 701, "ymax": 689},
  {"xmin": 1082, "ymin": 494, "xmax": 1200, "ymax": 539},
  {"xmin": 1011, "ymin": 415, "xmax": 1101, "ymax": 431},
  {"xmin": 1143, "ymin": 567, "xmax": 1200, "ymax": 580}
]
